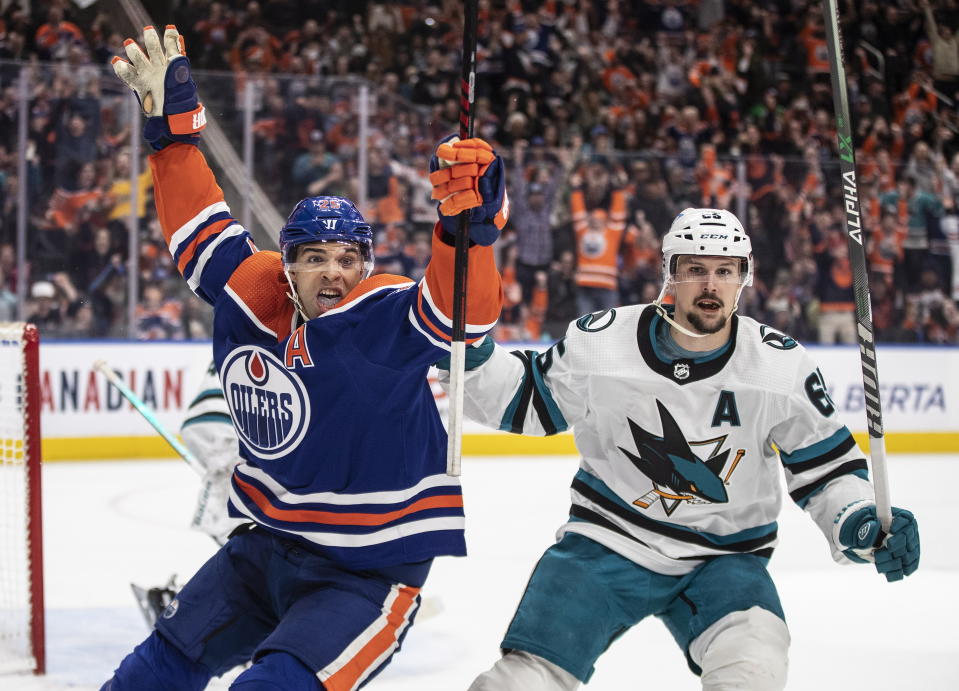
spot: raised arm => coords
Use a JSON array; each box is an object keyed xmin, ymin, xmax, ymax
[
  {"xmin": 438, "ymin": 325, "xmax": 589, "ymax": 436},
  {"xmin": 113, "ymin": 25, "xmax": 265, "ymax": 307},
  {"xmin": 418, "ymin": 136, "xmax": 508, "ymax": 345},
  {"xmin": 344, "ymin": 136, "xmax": 507, "ymax": 368}
]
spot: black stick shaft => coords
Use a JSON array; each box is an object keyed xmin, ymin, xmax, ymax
[
  {"xmin": 447, "ymin": 0, "xmax": 479, "ymax": 476},
  {"xmin": 821, "ymin": 0, "xmax": 892, "ymax": 529},
  {"xmin": 453, "ymin": 0, "xmax": 478, "ymax": 343}
]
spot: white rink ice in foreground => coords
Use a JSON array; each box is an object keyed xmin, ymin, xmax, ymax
[{"xmin": 6, "ymin": 454, "xmax": 958, "ymax": 690}]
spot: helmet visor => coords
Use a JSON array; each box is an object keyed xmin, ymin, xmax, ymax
[
  {"xmin": 671, "ymin": 268, "xmax": 747, "ymax": 285},
  {"xmin": 283, "ymin": 240, "xmax": 371, "ymax": 274}
]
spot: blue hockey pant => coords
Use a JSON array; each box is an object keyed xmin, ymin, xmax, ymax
[{"xmin": 102, "ymin": 526, "xmax": 430, "ymax": 690}]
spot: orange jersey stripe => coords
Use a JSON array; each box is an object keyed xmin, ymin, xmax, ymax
[
  {"xmin": 416, "ymin": 289, "xmax": 454, "ymax": 341},
  {"xmin": 150, "ymin": 143, "xmax": 228, "ymax": 245},
  {"xmin": 322, "ymin": 586, "xmax": 420, "ymax": 691},
  {"xmin": 235, "ymin": 475, "xmax": 464, "ymax": 526},
  {"xmin": 176, "ymin": 217, "xmax": 233, "ymax": 273},
  {"xmin": 415, "ymin": 287, "xmax": 487, "ymax": 344},
  {"xmin": 335, "ymin": 273, "xmax": 414, "ymax": 308}
]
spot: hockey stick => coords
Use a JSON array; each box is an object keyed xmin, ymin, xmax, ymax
[
  {"xmin": 446, "ymin": 0, "xmax": 479, "ymax": 477},
  {"xmin": 821, "ymin": 0, "xmax": 893, "ymax": 532},
  {"xmin": 93, "ymin": 360, "xmax": 206, "ymax": 476}
]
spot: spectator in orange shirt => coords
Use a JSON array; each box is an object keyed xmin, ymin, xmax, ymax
[
  {"xmin": 360, "ymin": 147, "xmax": 404, "ymax": 228},
  {"xmin": 868, "ymin": 210, "xmax": 906, "ymax": 287},
  {"xmin": 34, "ymin": 5, "xmax": 84, "ymax": 61},
  {"xmin": 570, "ymin": 168, "xmax": 634, "ymax": 315}
]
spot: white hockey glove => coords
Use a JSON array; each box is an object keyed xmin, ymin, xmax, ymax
[{"xmin": 111, "ymin": 25, "xmax": 206, "ymax": 151}]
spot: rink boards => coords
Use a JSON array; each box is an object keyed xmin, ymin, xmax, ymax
[{"xmin": 26, "ymin": 340, "xmax": 959, "ymax": 461}]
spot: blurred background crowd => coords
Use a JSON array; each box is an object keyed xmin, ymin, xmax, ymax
[{"xmin": 0, "ymin": 0, "xmax": 958, "ymax": 344}]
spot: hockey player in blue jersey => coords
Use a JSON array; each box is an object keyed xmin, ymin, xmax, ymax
[
  {"xmin": 105, "ymin": 25, "xmax": 506, "ymax": 690},
  {"xmin": 442, "ymin": 208, "xmax": 920, "ymax": 690}
]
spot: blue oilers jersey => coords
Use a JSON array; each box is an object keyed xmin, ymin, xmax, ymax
[{"xmin": 150, "ymin": 143, "xmax": 503, "ymax": 569}]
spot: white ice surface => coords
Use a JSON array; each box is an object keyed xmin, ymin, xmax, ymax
[{"xmin": 4, "ymin": 454, "xmax": 957, "ymax": 690}]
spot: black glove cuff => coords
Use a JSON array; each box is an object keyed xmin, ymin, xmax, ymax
[{"xmin": 439, "ymin": 228, "xmax": 477, "ymax": 248}]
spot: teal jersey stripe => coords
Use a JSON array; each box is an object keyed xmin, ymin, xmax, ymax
[
  {"xmin": 434, "ymin": 334, "xmax": 494, "ymax": 371},
  {"xmin": 780, "ymin": 427, "xmax": 852, "ymax": 465},
  {"xmin": 499, "ymin": 372, "xmax": 527, "ymax": 432},
  {"xmin": 795, "ymin": 467, "xmax": 870, "ymax": 509},
  {"xmin": 188, "ymin": 388, "xmax": 226, "ymax": 407},
  {"xmin": 529, "ymin": 352, "xmax": 569, "ymax": 433},
  {"xmin": 499, "ymin": 349, "xmax": 569, "ymax": 434},
  {"xmin": 574, "ymin": 469, "xmax": 777, "ymax": 547},
  {"xmin": 182, "ymin": 411, "xmax": 233, "ymax": 428}
]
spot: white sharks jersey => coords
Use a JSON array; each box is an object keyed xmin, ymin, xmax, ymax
[{"xmin": 451, "ymin": 304, "xmax": 876, "ymax": 576}]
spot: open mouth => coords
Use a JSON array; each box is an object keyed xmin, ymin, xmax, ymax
[
  {"xmin": 696, "ymin": 297, "xmax": 722, "ymax": 313},
  {"xmin": 315, "ymin": 288, "xmax": 343, "ymax": 309}
]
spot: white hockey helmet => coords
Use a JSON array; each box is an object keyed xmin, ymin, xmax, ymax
[{"xmin": 661, "ymin": 208, "xmax": 753, "ymax": 287}]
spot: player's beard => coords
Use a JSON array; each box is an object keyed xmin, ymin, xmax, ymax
[{"xmin": 686, "ymin": 295, "xmax": 728, "ymax": 334}]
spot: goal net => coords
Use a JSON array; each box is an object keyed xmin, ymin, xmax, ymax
[{"xmin": 0, "ymin": 322, "xmax": 44, "ymax": 675}]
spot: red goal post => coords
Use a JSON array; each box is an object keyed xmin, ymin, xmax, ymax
[{"xmin": 0, "ymin": 322, "xmax": 45, "ymax": 675}]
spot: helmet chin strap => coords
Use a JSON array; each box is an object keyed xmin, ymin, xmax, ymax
[
  {"xmin": 652, "ymin": 280, "xmax": 744, "ymax": 339},
  {"xmin": 283, "ymin": 268, "xmax": 311, "ymax": 322}
]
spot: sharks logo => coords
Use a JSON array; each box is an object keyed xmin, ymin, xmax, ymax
[
  {"xmin": 760, "ymin": 325, "xmax": 798, "ymax": 350},
  {"xmin": 576, "ymin": 308, "xmax": 616, "ymax": 332},
  {"xmin": 619, "ymin": 400, "xmax": 745, "ymax": 516}
]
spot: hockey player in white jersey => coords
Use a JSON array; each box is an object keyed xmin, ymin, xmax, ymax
[
  {"xmin": 131, "ymin": 360, "xmax": 246, "ymax": 629},
  {"xmin": 179, "ymin": 360, "xmax": 246, "ymax": 545},
  {"xmin": 443, "ymin": 208, "xmax": 920, "ymax": 690}
]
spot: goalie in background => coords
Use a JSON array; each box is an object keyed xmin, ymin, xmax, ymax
[
  {"xmin": 131, "ymin": 360, "xmax": 245, "ymax": 629},
  {"xmin": 180, "ymin": 360, "xmax": 247, "ymax": 545}
]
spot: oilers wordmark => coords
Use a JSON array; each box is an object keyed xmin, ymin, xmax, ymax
[{"xmin": 228, "ymin": 383, "xmax": 295, "ymax": 446}]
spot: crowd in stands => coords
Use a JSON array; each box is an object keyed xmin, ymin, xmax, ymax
[{"xmin": 0, "ymin": 0, "xmax": 958, "ymax": 345}]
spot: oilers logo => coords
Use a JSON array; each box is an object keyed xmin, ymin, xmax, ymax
[
  {"xmin": 580, "ymin": 229, "xmax": 607, "ymax": 258},
  {"xmin": 221, "ymin": 346, "xmax": 311, "ymax": 460}
]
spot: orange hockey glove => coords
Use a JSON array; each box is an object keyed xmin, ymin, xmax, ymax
[{"xmin": 429, "ymin": 135, "xmax": 508, "ymax": 246}]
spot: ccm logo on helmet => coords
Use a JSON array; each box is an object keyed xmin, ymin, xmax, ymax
[
  {"xmin": 221, "ymin": 346, "xmax": 311, "ymax": 460},
  {"xmin": 699, "ymin": 234, "xmax": 728, "ymax": 239}
]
